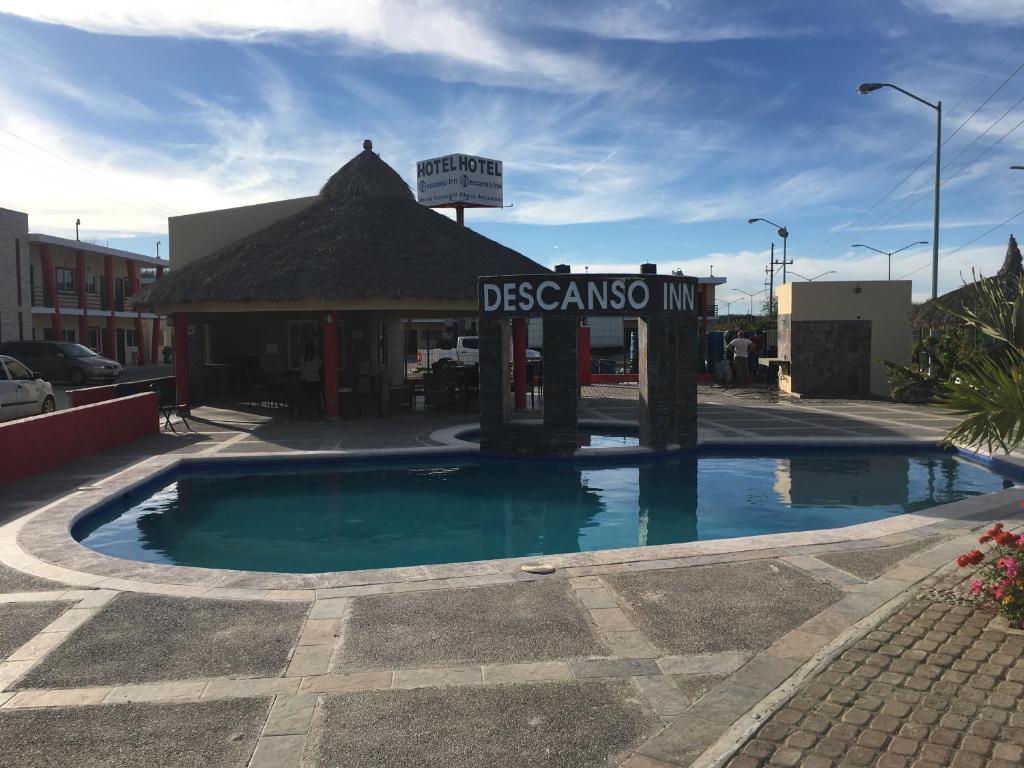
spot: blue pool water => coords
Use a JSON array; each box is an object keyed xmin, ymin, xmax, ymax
[{"xmin": 74, "ymin": 449, "xmax": 1017, "ymax": 574}]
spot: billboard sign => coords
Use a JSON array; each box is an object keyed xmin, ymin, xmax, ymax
[{"xmin": 416, "ymin": 153, "xmax": 503, "ymax": 208}]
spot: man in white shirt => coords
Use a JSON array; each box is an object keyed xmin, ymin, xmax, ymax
[{"xmin": 727, "ymin": 334, "xmax": 753, "ymax": 385}]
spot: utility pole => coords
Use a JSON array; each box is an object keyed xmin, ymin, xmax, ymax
[{"xmin": 767, "ymin": 243, "xmax": 775, "ymax": 315}]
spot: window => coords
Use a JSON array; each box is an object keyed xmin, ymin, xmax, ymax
[
  {"xmin": 0, "ymin": 361, "xmax": 7, "ymax": 380},
  {"xmin": 6, "ymin": 358, "xmax": 33, "ymax": 381},
  {"xmin": 56, "ymin": 268, "xmax": 75, "ymax": 293},
  {"xmin": 126, "ymin": 329, "xmax": 137, "ymax": 348},
  {"xmin": 85, "ymin": 273, "xmax": 99, "ymax": 294},
  {"xmin": 88, "ymin": 327, "xmax": 101, "ymax": 350},
  {"xmin": 288, "ymin": 321, "xmax": 319, "ymax": 370},
  {"xmin": 63, "ymin": 329, "xmax": 76, "ymax": 343}
]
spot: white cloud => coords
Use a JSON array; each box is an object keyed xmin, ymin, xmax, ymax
[
  {"xmin": 904, "ymin": 0, "xmax": 1024, "ymax": 24},
  {"xmin": 0, "ymin": 0, "xmax": 620, "ymax": 93}
]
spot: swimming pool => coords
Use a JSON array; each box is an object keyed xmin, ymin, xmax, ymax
[{"xmin": 73, "ymin": 448, "xmax": 1017, "ymax": 574}]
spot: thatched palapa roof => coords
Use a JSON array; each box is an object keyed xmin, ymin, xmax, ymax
[
  {"xmin": 910, "ymin": 234, "xmax": 1024, "ymax": 328},
  {"xmin": 142, "ymin": 142, "xmax": 547, "ymax": 308}
]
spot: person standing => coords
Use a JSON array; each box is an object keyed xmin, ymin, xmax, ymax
[
  {"xmin": 727, "ymin": 333, "xmax": 753, "ymax": 386},
  {"xmin": 299, "ymin": 342, "xmax": 323, "ymax": 418}
]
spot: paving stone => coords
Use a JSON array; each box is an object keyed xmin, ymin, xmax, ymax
[
  {"xmin": 0, "ymin": 697, "xmax": 268, "ymax": 767},
  {"xmin": 16, "ymin": 593, "xmax": 306, "ymax": 688},
  {"xmin": 338, "ymin": 581, "xmax": 606, "ymax": 670},
  {"xmin": 249, "ymin": 734, "xmax": 305, "ymax": 768},
  {"xmin": 605, "ymin": 560, "xmax": 844, "ymax": 655},
  {"xmin": 0, "ymin": 603, "xmax": 69, "ymax": 662},
  {"xmin": 309, "ymin": 680, "xmax": 659, "ymax": 768},
  {"xmin": 263, "ymin": 693, "xmax": 318, "ymax": 736}
]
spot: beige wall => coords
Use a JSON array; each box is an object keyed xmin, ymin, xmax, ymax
[
  {"xmin": 169, "ymin": 196, "xmax": 317, "ymax": 270},
  {"xmin": 777, "ymin": 280, "xmax": 912, "ymax": 397},
  {"xmin": 0, "ymin": 208, "xmax": 29, "ymax": 342}
]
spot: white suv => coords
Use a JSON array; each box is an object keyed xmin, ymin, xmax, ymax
[{"xmin": 0, "ymin": 355, "xmax": 56, "ymax": 422}]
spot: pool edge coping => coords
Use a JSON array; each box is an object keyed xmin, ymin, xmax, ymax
[{"xmin": 2, "ymin": 438, "xmax": 1023, "ymax": 598}]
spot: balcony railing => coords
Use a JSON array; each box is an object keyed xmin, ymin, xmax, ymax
[{"xmin": 31, "ymin": 286, "xmax": 128, "ymax": 312}]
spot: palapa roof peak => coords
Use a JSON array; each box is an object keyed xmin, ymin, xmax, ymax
[
  {"xmin": 318, "ymin": 145, "xmax": 414, "ymax": 203},
  {"xmin": 998, "ymin": 234, "xmax": 1022, "ymax": 277},
  {"xmin": 910, "ymin": 233, "xmax": 1024, "ymax": 328},
  {"xmin": 142, "ymin": 142, "xmax": 547, "ymax": 308}
]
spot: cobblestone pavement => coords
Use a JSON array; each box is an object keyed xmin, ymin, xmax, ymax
[{"xmin": 726, "ymin": 569, "xmax": 1024, "ymax": 768}]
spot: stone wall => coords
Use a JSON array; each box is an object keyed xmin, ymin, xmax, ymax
[
  {"xmin": 787, "ymin": 319, "xmax": 871, "ymax": 398},
  {"xmin": 0, "ymin": 208, "xmax": 29, "ymax": 342}
]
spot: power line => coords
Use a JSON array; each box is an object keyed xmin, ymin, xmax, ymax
[
  {"xmin": 820, "ymin": 41, "xmax": 1024, "ymax": 247},
  {"xmin": 895, "ymin": 206, "xmax": 1024, "ymax": 279},
  {"xmin": 0, "ymin": 126, "xmax": 180, "ymax": 217}
]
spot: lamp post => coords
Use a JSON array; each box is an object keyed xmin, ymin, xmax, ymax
[
  {"xmin": 851, "ymin": 241, "xmax": 928, "ymax": 280},
  {"xmin": 733, "ymin": 288, "xmax": 764, "ymax": 316},
  {"xmin": 748, "ymin": 217, "xmax": 790, "ymax": 283},
  {"xmin": 857, "ymin": 83, "xmax": 941, "ymax": 300},
  {"xmin": 75, "ymin": 218, "xmax": 80, "ymax": 241},
  {"xmin": 719, "ymin": 298, "xmax": 734, "ymax": 316},
  {"xmin": 788, "ymin": 270, "xmax": 837, "ymax": 282},
  {"xmin": 156, "ymin": 241, "xmax": 161, "ymax": 260}
]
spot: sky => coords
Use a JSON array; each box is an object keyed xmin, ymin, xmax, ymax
[{"xmin": 2, "ymin": 1, "xmax": 1024, "ymax": 307}]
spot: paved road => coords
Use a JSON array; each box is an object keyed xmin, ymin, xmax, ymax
[{"xmin": 52, "ymin": 364, "xmax": 172, "ymax": 410}]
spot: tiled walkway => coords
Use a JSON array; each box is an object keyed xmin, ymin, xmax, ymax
[{"xmin": 0, "ymin": 390, "xmax": 1020, "ymax": 766}]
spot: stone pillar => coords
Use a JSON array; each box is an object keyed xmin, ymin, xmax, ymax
[
  {"xmin": 541, "ymin": 315, "xmax": 578, "ymax": 454},
  {"xmin": 512, "ymin": 318, "xmax": 527, "ymax": 410},
  {"xmin": 323, "ymin": 313, "xmax": 339, "ymax": 419},
  {"xmin": 638, "ymin": 315, "xmax": 677, "ymax": 449},
  {"xmin": 478, "ymin": 317, "xmax": 510, "ymax": 452},
  {"xmin": 75, "ymin": 249, "xmax": 88, "ymax": 344},
  {"xmin": 39, "ymin": 243, "xmax": 63, "ymax": 339},
  {"xmin": 675, "ymin": 313, "xmax": 699, "ymax": 448},
  {"xmin": 173, "ymin": 313, "xmax": 189, "ymax": 406}
]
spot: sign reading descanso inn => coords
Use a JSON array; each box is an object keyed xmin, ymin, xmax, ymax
[
  {"xmin": 416, "ymin": 153, "xmax": 503, "ymax": 208},
  {"xmin": 479, "ymin": 274, "xmax": 699, "ymax": 317}
]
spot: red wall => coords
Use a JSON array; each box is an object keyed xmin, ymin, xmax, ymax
[
  {"xmin": 68, "ymin": 385, "xmax": 120, "ymax": 407},
  {"xmin": 0, "ymin": 393, "xmax": 159, "ymax": 486},
  {"xmin": 590, "ymin": 374, "xmax": 639, "ymax": 384}
]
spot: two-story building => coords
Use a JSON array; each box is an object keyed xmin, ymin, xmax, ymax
[{"xmin": 0, "ymin": 207, "xmax": 169, "ymax": 365}]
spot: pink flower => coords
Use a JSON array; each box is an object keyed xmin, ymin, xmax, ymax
[
  {"xmin": 971, "ymin": 580, "xmax": 983, "ymax": 595},
  {"xmin": 995, "ymin": 587, "xmax": 1004, "ymax": 599},
  {"xmin": 998, "ymin": 557, "xmax": 1020, "ymax": 580}
]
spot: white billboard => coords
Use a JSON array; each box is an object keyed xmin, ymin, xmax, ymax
[{"xmin": 416, "ymin": 153, "xmax": 503, "ymax": 208}]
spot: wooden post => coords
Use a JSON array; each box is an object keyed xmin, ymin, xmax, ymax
[
  {"xmin": 323, "ymin": 313, "xmax": 339, "ymax": 419},
  {"xmin": 174, "ymin": 313, "xmax": 189, "ymax": 407},
  {"xmin": 75, "ymin": 249, "xmax": 88, "ymax": 344},
  {"xmin": 512, "ymin": 318, "xmax": 527, "ymax": 410},
  {"xmin": 456, "ymin": 205, "xmax": 465, "ymax": 226},
  {"xmin": 127, "ymin": 261, "xmax": 147, "ymax": 365},
  {"xmin": 39, "ymin": 243, "xmax": 63, "ymax": 339},
  {"xmin": 104, "ymin": 254, "xmax": 116, "ymax": 360},
  {"xmin": 150, "ymin": 266, "xmax": 164, "ymax": 365},
  {"xmin": 578, "ymin": 324, "xmax": 591, "ymax": 388}
]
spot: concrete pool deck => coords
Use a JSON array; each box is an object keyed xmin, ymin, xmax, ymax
[{"xmin": 0, "ymin": 389, "xmax": 1023, "ymax": 767}]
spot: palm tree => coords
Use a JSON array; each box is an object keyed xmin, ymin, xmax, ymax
[{"xmin": 938, "ymin": 270, "xmax": 1024, "ymax": 453}]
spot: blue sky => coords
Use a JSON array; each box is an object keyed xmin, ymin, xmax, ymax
[{"xmin": 1, "ymin": 1, "xmax": 1023, "ymax": 304}]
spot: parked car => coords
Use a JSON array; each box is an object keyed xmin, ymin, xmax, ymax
[
  {"xmin": 416, "ymin": 336, "xmax": 541, "ymax": 367},
  {"xmin": 0, "ymin": 355, "xmax": 55, "ymax": 422},
  {"xmin": 0, "ymin": 341, "xmax": 122, "ymax": 385}
]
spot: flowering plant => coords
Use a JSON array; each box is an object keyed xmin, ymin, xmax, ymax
[{"xmin": 957, "ymin": 522, "xmax": 1024, "ymax": 627}]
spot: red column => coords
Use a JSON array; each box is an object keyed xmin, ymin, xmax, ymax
[
  {"xmin": 127, "ymin": 261, "xmax": 147, "ymax": 365},
  {"xmin": 75, "ymin": 249, "xmax": 88, "ymax": 344},
  {"xmin": 174, "ymin": 313, "xmax": 189, "ymax": 407},
  {"xmin": 150, "ymin": 266, "xmax": 163, "ymax": 365},
  {"xmin": 39, "ymin": 244, "xmax": 63, "ymax": 339},
  {"xmin": 104, "ymin": 254, "xmax": 116, "ymax": 360},
  {"xmin": 323, "ymin": 313, "xmax": 339, "ymax": 419},
  {"xmin": 512, "ymin": 318, "xmax": 527, "ymax": 410},
  {"xmin": 578, "ymin": 324, "xmax": 591, "ymax": 387}
]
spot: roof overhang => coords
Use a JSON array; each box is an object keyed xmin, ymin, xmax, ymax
[
  {"xmin": 28, "ymin": 233, "xmax": 169, "ymax": 268},
  {"xmin": 698, "ymin": 276, "xmax": 727, "ymax": 285}
]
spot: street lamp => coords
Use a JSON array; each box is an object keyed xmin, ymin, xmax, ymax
[
  {"xmin": 851, "ymin": 241, "xmax": 928, "ymax": 280},
  {"xmin": 857, "ymin": 82, "xmax": 941, "ymax": 300},
  {"xmin": 748, "ymin": 217, "xmax": 790, "ymax": 283},
  {"xmin": 718, "ymin": 298, "xmax": 734, "ymax": 316},
  {"xmin": 733, "ymin": 288, "xmax": 765, "ymax": 316},
  {"xmin": 788, "ymin": 270, "xmax": 837, "ymax": 282}
]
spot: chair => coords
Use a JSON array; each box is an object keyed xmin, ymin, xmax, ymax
[{"xmin": 151, "ymin": 383, "xmax": 192, "ymax": 433}]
